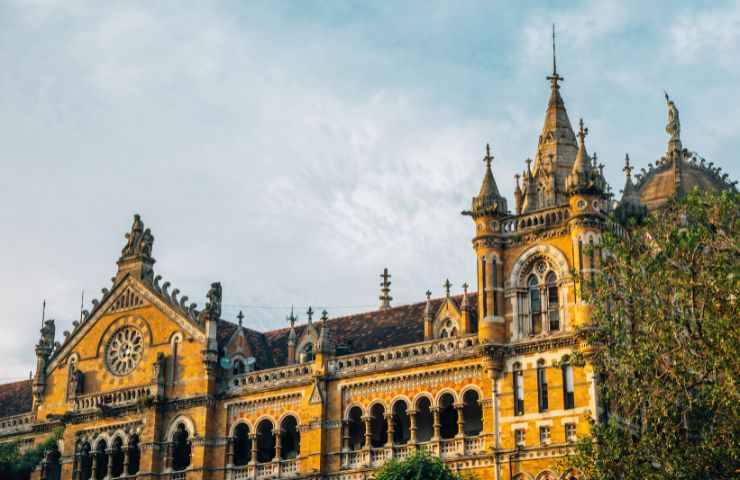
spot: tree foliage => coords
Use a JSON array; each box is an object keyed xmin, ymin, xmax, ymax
[
  {"xmin": 568, "ymin": 190, "xmax": 740, "ymax": 479},
  {"xmin": 374, "ymin": 452, "xmax": 475, "ymax": 480},
  {"xmin": 0, "ymin": 427, "xmax": 64, "ymax": 480}
]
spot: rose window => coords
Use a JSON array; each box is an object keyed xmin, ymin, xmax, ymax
[{"xmin": 106, "ymin": 327, "xmax": 144, "ymax": 375}]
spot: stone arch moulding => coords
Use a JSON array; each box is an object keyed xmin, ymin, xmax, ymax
[
  {"xmin": 343, "ymin": 403, "xmax": 365, "ymax": 420},
  {"xmin": 460, "ymin": 384, "xmax": 484, "ymax": 399},
  {"xmin": 366, "ymin": 399, "xmax": 389, "ymax": 412},
  {"xmin": 253, "ymin": 415, "xmax": 277, "ymax": 429},
  {"xmin": 509, "ymin": 244, "xmax": 570, "ymax": 287},
  {"xmin": 278, "ymin": 412, "xmax": 301, "ymax": 427},
  {"xmin": 389, "ymin": 395, "xmax": 412, "ymax": 409},
  {"xmin": 434, "ymin": 388, "xmax": 459, "ymax": 405},
  {"xmin": 166, "ymin": 415, "xmax": 196, "ymax": 440},
  {"xmin": 229, "ymin": 419, "xmax": 253, "ymax": 437},
  {"xmin": 412, "ymin": 391, "xmax": 434, "ymax": 407}
]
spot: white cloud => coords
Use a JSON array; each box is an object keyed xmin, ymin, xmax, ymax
[{"xmin": 669, "ymin": 3, "xmax": 740, "ymax": 71}]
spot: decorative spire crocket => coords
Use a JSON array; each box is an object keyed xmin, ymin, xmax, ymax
[{"xmin": 379, "ymin": 268, "xmax": 393, "ymax": 310}]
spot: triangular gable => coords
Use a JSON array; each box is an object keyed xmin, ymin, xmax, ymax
[
  {"xmin": 309, "ymin": 378, "xmax": 324, "ymax": 404},
  {"xmin": 435, "ymin": 296, "xmax": 462, "ymax": 322},
  {"xmin": 47, "ymin": 274, "xmax": 205, "ymax": 373}
]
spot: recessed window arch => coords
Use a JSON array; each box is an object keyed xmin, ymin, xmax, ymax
[
  {"xmin": 438, "ymin": 393, "xmax": 458, "ymax": 439},
  {"xmin": 513, "ymin": 362, "xmax": 524, "ymax": 416},
  {"xmin": 232, "ymin": 358, "xmax": 246, "ymax": 375},
  {"xmin": 78, "ymin": 442, "xmax": 92, "ymax": 480},
  {"xmin": 347, "ymin": 406, "xmax": 365, "ymax": 451},
  {"xmin": 392, "ymin": 400, "xmax": 411, "ymax": 445},
  {"xmin": 256, "ymin": 419, "xmax": 275, "ymax": 463},
  {"xmin": 94, "ymin": 439, "xmax": 108, "ymax": 480},
  {"xmin": 370, "ymin": 403, "xmax": 388, "ymax": 448},
  {"xmin": 462, "ymin": 390, "xmax": 483, "ymax": 436},
  {"xmin": 110, "ymin": 436, "xmax": 125, "ymax": 478},
  {"xmin": 232, "ymin": 423, "xmax": 251, "ymax": 466},
  {"xmin": 127, "ymin": 435, "xmax": 140, "ymax": 476},
  {"xmin": 280, "ymin": 416, "xmax": 300, "ymax": 459},
  {"xmin": 300, "ymin": 343, "xmax": 314, "ymax": 363},
  {"xmin": 171, "ymin": 422, "xmax": 192, "ymax": 471},
  {"xmin": 415, "ymin": 397, "xmax": 433, "ymax": 443}
]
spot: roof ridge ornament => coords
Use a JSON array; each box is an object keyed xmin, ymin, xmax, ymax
[
  {"xmin": 379, "ymin": 268, "xmax": 393, "ymax": 310},
  {"xmin": 546, "ymin": 23, "xmax": 563, "ymax": 88}
]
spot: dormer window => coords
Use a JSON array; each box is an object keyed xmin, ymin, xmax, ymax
[
  {"xmin": 232, "ymin": 358, "xmax": 246, "ymax": 375},
  {"xmin": 438, "ymin": 319, "xmax": 458, "ymax": 339},
  {"xmin": 300, "ymin": 343, "xmax": 314, "ymax": 362}
]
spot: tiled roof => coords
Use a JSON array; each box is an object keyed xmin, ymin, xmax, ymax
[
  {"xmin": 0, "ymin": 379, "xmax": 32, "ymax": 417},
  {"xmin": 250, "ymin": 293, "xmax": 476, "ymax": 367}
]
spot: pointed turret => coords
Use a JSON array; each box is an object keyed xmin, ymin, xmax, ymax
[
  {"xmin": 615, "ymin": 153, "xmax": 647, "ymax": 223},
  {"xmin": 462, "ymin": 144, "xmax": 508, "ymax": 218}
]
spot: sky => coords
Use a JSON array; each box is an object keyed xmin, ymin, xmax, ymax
[{"xmin": 0, "ymin": 0, "xmax": 738, "ymax": 382}]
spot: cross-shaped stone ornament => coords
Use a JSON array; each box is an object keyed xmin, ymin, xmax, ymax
[
  {"xmin": 443, "ymin": 279, "xmax": 452, "ymax": 298},
  {"xmin": 306, "ymin": 306, "xmax": 314, "ymax": 325},
  {"xmin": 236, "ymin": 310, "xmax": 244, "ymax": 327}
]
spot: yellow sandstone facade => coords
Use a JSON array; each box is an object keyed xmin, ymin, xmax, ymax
[{"xmin": 0, "ymin": 61, "xmax": 734, "ymax": 480}]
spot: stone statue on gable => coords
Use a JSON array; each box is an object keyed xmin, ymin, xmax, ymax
[
  {"xmin": 205, "ymin": 282, "xmax": 223, "ymax": 320},
  {"xmin": 665, "ymin": 92, "xmax": 681, "ymax": 143}
]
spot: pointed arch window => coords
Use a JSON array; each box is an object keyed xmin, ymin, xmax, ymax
[
  {"xmin": 546, "ymin": 272, "xmax": 560, "ymax": 331},
  {"xmin": 528, "ymin": 275, "xmax": 542, "ymax": 335}
]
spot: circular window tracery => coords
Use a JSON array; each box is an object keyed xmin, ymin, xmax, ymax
[{"xmin": 106, "ymin": 327, "xmax": 144, "ymax": 375}]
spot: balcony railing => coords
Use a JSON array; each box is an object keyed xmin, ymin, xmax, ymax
[
  {"xmin": 340, "ymin": 436, "xmax": 487, "ymax": 470},
  {"xmin": 228, "ymin": 459, "xmax": 300, "ymax": 479},
  {"xmin": 0, "ymin": 412, "xmax": 35, "ymax": 434},
  {"xmin": 74, "ymin": 385, "xmax": 153, "ymax": 411}
]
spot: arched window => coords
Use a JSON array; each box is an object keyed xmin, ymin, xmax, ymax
[
  {"xmin": 78, "ymin": 442, "xmax": 92, "ymax": 480},
  {"xmin": 301, "ymin": 343, "xmax": 314, "ymax": 363},
  {"xmin": 415, "ymin": 397, "xmax": 433, "ymax": 443},
  {"xmin": 438, "ymin": 393, "xmax": 458, "ymax": 439},
  {"xmin": 562, "ymin": 362, "xmax": 575, "ymax": 409},
  {"xmin": 347, "ymin": 406, "xmax": 365, "ymax": 451},
  {"xmin": 171, "ymin": 423, "xmax": 192, "ymax": 472},
  {"xmin": 392, "ymin": 401, "xmax": 410, "ymax": 445},
  {"xmin": 462, "ymin": 390, "xmax": 483, "ymax": 436},
  {"xmin": 528, "ymin": 275, "xmax": 542, "ymax": 335},
  {"xmin": 513, "ymin": 363, "xmax": 524, "ymax": 416},
  {"xmin": 110, "ymin": 437, "xmax": 124, "ymax": 478},
  {"xmin": 233, "ymin": 423, "xmax": 251, "ymax": 466},
  {"xmin": 438, "ymin": 319, "xmax": 458, "ymax": 339},
  {"xmin": 94, "ymin": 440, "xmax": 108, "ymax": 480},
  {"xmin": 43, "ymin": 447, "xmax": 61, "ymax": 480},
  {"xmin": 546, "ymin": 272, "xmax": 560, "ymax": 331},
  {"xmin": 232, "ymin": 359, "xmax": 246, "ymax": 375},
  {"xmin": 280, "ymin": 416, "xmax": 300, "ymax": 459},
  {"xmin": 537, "ymin": 359, "xmax": 549, "ymax": 412},
  {"xmin": 370, "ymin": 404, "xmax": 387, "ymax": 448},
  {"xmin": 127, "ymin": 435, "xmax": 140, "ymax": 476},
  {"xmin": 256, "ymin": 420, "xmax": 275, "ymax": 463},
  {"xmin": 517, "ymin": 262, "xmax": 562, "ymax": 337}
]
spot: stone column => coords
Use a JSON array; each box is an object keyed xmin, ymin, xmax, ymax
[
  {"xmin": 362, "ymin": 416, "xmax": 372, "ymax": 450},
  {"xmin": 72, "ymin": 453, "xmax": 80, "ymax": 480},
  {"xmin": 432, "ymin": 407, "xmax": 441, "ymax": 440},
  {"xmin": 408, "ymin": 410, "xmax": 418, "ymax": 445},
  {"xmin": 385, "ymin": 413, "xmax": 394, "ymax": 447},
  {"xmin": 341, "ymin": 421, "xmax": 350, "ymax": 452},
  {"xmin": 123, "ymin": 446, "xmax": 130, "ymax": 476},
  {"xmin": 249, "ymin": 434, "xmax": 258, "ymax": 465},
  {"xmin": 455, "ymin": 403, "xmax": 465, "ymax": 438},
  {"xmin": 163, "ymin": 441, "xmax": 173, "ymax": 472},
  {"xmin": 226, "ymin": 437, "xmax": 234, "ymax": 467},
  {"xmin": 91, "ymin": 451, "xmax": 98, "ymax": 480},
  {"xmin": 274, "ymin": 429, "xmax": 282, "ymax": 462}
]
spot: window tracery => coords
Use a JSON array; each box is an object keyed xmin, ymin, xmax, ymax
[{"xmin": 516, "ymin": 258, "xmax": 562, "ymax": 338}]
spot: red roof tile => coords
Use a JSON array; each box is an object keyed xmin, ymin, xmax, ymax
[{"xmin": 0, "ymin": 379, "xmax": 32, "ymax": 417}]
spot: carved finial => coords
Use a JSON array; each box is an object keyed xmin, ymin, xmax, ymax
[
  {"xmin": 623, "ymin": 154, "xmax": 632, "ymax": 178},
  {"xmin": 514, "ymin": 174, "xmax": 521, "ymax": 191},
  {"xmin": 287, "ymin": 306, "xmax": 297, "ymax": 329},
  {"xmin": 306, "ymin": 306, "xmax": 314, "ymax": 325},
  {"xmin": 426, "ymin": 290, "xmax": 432, "ymax": 301},
  {"xmin": 462, "ymin": 282, "xmax": 469, "ymax": 295},
  {"xmin": 461, "ymin": 283, "xmax": 470, "ymax": 308},
  {"xmin": 320, "ymin": 310, "xmax": 329, "ymax": 325},
  {"xmin": 592, "ymin": 152, "xmax": 598, "ymax": 169},
  {"xmin": 443, "ymin": 279, "xmax": 452, "ymax": 298},
  {"xmin": 546, "ymin": 23, "xmax": 563, "ymax": 87},
  {"xmin": 379, "ymin": 268, "xmax": 393, "ymax": 310},
  {"xmin": 599, "ymin": 163, "xmax": 605, "ymax": 176},
  {"xmin": 525, "ymin": 158, "xmax": 533, "ymax": 177},
  {"xmin": 577, "ymin": 118, "xmax": 588, "ymax": 145},
  {"xmin": 236, "ymin": 310, "xmax": 244, "ymax": 327},
  {"xmin": 483, "ymin": 144, "xmax": 493, "ymax": 169}
]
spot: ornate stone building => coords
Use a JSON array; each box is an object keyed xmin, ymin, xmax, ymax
[{"xmin": 0, "ymin": 60, "xmax": 735, "ymax": 480}]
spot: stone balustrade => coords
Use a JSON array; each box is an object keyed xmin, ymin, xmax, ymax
[
  {"xmin": 228, "ymin": 459, "xmax": 299, "ymax": 479},
  {"xmin": 228, "ymin": 364, "xmax": 312, "ymax": 393},
  {"xmin": 0, "ymin": 412, "xmax": 35, "ymax": 435},
  {"xmin": 74, "ymin": 385, "xmax": 153, "ymax": 411},
  {"xmin": 333, "ymin": 336, "xmax": 480, "ymax": 376},
  {"xmin": 499, "ymin": 206, "xmax": 570, "ymax": 234}
]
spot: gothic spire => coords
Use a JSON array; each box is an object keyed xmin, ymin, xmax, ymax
[
  {"xmin": 462, "ymin": 144, "xmax": 508, "ymax": 218},
  {"xmin": 536, "ymin": 25, "xmax": 577, "ymax": 171}
]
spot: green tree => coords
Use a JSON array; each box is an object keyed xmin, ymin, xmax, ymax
[
  {"xmin": 0, "ymin": 427, "xmax": 64, "ymax": 480},
  {"xmin": 568, "ymin": 190, "xmax": 740, "ymax": 479},
  {"xmin": 374, "ymin": 452, "xmax": 475, "ymax": 480}
]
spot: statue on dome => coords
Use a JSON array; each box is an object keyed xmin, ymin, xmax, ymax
[{"xmin": 664, "ymin": 91, "xmax": 681, "ymax": 142}]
